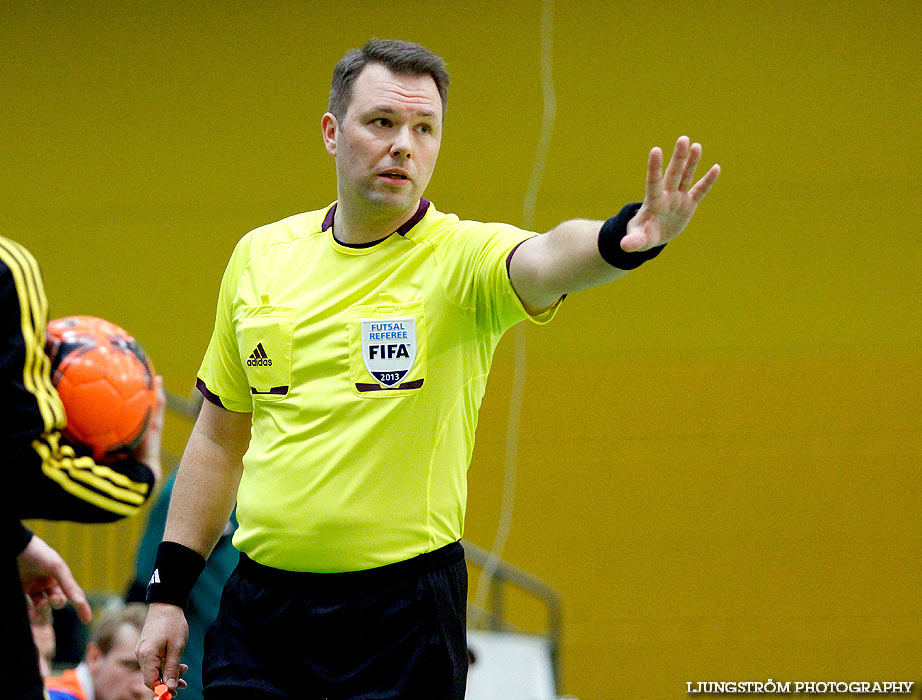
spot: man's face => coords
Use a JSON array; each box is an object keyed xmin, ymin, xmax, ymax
[
  {"xmin": 323, "ymin": 62, "xmax": 442, "ymax": 216},
  {"xmin": 86, "ymin": 624, "xmax": 148, "ymax": 700}
]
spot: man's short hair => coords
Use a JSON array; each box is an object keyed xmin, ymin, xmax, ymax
[
  {"xmin": 328, "ymin": 38, "xmax": 450, "ymax": 121},
  {"xmin": 88, "ymin": 603, "xmax": 147, "ymax": 655}
]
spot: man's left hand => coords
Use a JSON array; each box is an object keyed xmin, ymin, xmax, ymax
[{"xmin": 621, "ymin": 135, "xmax": 721, "ymax": 253}]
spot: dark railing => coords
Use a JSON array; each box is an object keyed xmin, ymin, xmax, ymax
[{"xmin": 462, "ymin": 538, "xmax": 563, "ymax": 692}]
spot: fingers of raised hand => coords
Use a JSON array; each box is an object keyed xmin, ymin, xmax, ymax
[
  {"xmin": 646, "ymin": 146, "xmax": 664, "ymax": 200},
  {"xmin": 679, "ymin": 142, "xmax": 702, "ymax": 192},
  {"xmin": 689, "ymin": 163, "xmax": 721, "ymax": 203},
  {"xmin": 645, "ymin": 136, "xmax": 720, "ymax": 224},
  {"xmin": 663, "ymin": 135, "xmax": 692, "ymax": 192}
]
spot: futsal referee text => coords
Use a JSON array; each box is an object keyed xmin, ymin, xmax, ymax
[{"xmin": 367, "ymin": 321, "xmax": 410, "ymax": 360}]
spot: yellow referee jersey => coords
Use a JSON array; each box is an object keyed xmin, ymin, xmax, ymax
[{"xmin": 198, "ymin": 200, "xmax": 559, "ymax": 572}]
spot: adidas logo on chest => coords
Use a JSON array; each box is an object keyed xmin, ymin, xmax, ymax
[{"xmin": 247, "ymin": 342, "xmax": 273, "ymax": 367}]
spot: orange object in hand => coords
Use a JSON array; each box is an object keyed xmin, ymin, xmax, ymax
[{"xmin": 154, "ymin": 683, "xmax": 173, "ymax": 700}]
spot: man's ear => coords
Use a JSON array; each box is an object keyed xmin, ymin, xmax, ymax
[
  {"xmin": 321, "ymin": 113, "xmax": 338, "ymax": 157},
  {"xmin": 85, "ymin": 642, "xmax": 102, "ymax": 672}
]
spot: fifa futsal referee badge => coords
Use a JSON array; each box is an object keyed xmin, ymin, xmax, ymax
[{"xmin": 361, "ymin": 317, "xmax": 417, "ymax": 387}]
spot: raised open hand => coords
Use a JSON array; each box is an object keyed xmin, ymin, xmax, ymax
[{"xmin": 620, "ymin": 136, "xmax": 720, "ymax": 253}]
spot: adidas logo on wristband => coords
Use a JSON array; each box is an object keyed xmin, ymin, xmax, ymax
[{"xmin": 146, "ymin": 542, "xmax": 207, "ymax": 609}]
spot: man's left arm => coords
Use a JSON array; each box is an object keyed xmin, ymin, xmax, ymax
[{"xmin": 509, "ymin": 136, "xmax": 720, "ymax": 312}]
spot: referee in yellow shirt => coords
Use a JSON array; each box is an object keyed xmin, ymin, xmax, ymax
[{"xmin": 137, "ymin": 39, "xmax": 719, "ymax": 699}]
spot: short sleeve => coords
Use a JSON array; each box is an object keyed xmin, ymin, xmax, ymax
[
  {"xmin": 197, "ymin": 235, "xmax": 254, "ymax": 412},
  {"xmin": 434, "ymin": 221, "xmax": 560, "ymax": 336}
]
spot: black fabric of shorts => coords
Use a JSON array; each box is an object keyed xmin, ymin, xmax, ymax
[{"xmin": 203, "ymin": 542, "xmax": 468, "ymax": 700}]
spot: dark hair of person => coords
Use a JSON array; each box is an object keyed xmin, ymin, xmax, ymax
[{"xmin": 328, "ymin": 38, "xmax": 450, "ymax": 121}]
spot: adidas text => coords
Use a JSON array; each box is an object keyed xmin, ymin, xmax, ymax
[{"xmin": 249, "ymin": 343, "xmax": 272, "ymax": 366}]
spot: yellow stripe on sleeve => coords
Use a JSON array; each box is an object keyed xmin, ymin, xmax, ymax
[
  {"xmin": 48, "ymin": 433, "xmax": 151, "ymax": 495},
  {"xmin": 38, "ymin": 459, "xmax": 140, "ymax": 517},
  {"xmin": 33, "ymin": 438, "xmax": 149, "ymax": 510},
  {"xmin": 0, "ymin": 238, "xmax": 66, "ymax": 430},
  {"xmin": 16, "ymin": 241, "xmax": 65, "ymax": 425}
]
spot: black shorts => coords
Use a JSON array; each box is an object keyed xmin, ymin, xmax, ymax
[{"xmin": 203, "ymin": 542, "xmax": 468, "ymax": 700}]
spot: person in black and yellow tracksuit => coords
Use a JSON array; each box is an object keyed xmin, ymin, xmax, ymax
[{"xmin": 0, "ymin": 236, "xmax": 163, "ymax": 700}]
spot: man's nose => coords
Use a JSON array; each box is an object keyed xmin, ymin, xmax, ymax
[{"xmin": 390, "ymin": 126, "xmax": 412, "ymax": 159}]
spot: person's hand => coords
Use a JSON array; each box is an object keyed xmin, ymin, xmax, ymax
[
  {"xmin": 136, "ymin": 602, "xmax": 190, "ymax": 693},
  {"xmin": 135, "ymin": 375, "xmax": 166, "ymax": 484},
  {"xmin": 621, "ymin": 135, "xmax": 721, "ymax": 253},
  {"xmin": 17, "ymin": 534, "xmax": 92, "ymax": 624}
]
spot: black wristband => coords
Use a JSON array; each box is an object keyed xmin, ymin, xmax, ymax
[
  {"xmin": 597, "ymin": 202, "xmax": 666, "ymax": 270},
  {"xmin": 146, "ymin": 541, "xmax": 207, "ymax": 608}
]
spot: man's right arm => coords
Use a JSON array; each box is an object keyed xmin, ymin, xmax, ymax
[
  {"xmin": 136, "ymin": 398, "xmax": 251, "ymax": 693},
  {"xmin": 163, "ymin": 399, "xmax": 250, "ymax": 554},
  {"xmin": 509, "ymin": 136, "xmax": 720, "ymax": 312}
]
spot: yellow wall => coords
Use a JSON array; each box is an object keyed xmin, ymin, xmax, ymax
[{"xmin": 7, "ymin": 1, "xmax": 921, "ymax": 697}]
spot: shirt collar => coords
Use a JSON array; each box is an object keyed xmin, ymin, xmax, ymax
[
  {"xmin": 76, "ymin": 662, "xmax": 96, "ymax": 700},
  {"xmin": 321, "ymin": 199, "xmax": 430, "ymax": 237}
]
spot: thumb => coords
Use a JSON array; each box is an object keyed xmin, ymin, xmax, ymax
[
  {"xmin": 620, "ymin": 221, "xmax": 654, "ymax": 253},
  {"xmin": 161, "ymin": 645, "xmax": 183, "ymax": 690},
  {"xmin": 619, "ymin": 230, "xmax": 648, "ymax": 253},
  {"xmin": 619, "ymin": 207, "xmax": 654, "ymax": 253}
]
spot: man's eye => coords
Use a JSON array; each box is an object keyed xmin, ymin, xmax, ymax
[
  {"xmin": 373, "ymin": 118, "xmax": 391, "ymax": 127},
  {"xmin": 417, "ymin": 124, "xmax": 431, "ymax": 134}
]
